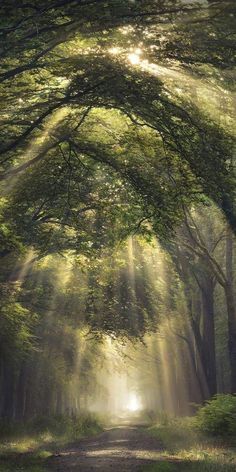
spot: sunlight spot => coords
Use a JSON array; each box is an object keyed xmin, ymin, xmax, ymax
[
  {"xmin": 109, "ymin": 47, "xmax": 122, "ymax": 55},
  {"xmin": 128, "ymin": 53, "xmax": 141, "ymax": 65},
  {"xmin": 118, "ymin": 26, "xmax": 134, "ymax": 35},
  {"xmin": 58, "ymin": 77, "xmax": 70, "ymax": 87}
]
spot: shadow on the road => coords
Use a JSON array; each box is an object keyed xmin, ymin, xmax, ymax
[
  {"xmin": 48, "ymin": 426, "xmax": 236, "ymax": 471},
  {"xmin": 48, "ymin": 426, "xmax": 165, "ymax": 471}
]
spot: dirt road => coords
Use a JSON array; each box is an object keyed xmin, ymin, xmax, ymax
[{"xmin": 49, "ymin": 425, "xmax": 164, "ymax": 471}]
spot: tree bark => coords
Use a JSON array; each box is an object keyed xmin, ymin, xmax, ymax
[
  {"xmin": 201, "ymin": 274, "xmax": 217, "ymax": 396},
  {"xmin": 225, "ymin": 226, "xmax": 236, "ymax": 392}
]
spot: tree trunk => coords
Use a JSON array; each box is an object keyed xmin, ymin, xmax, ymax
[
  {"xmin": 2, "ymin": 362, "xmax": 15, "ymax": 419},
  {"xmin": 187, "ymin": 323, "xmax": 209, "ymax": 401},
  {"xmin": 225, "ymin": 284, "xmax": 236, "ymax": 392},
  {"xmin": 173, "ymin": 247, "xmax": 210, "ymax": 400},
  {"xmin": 201, "ymin": 274, "xmax": 217, "ymax": 396},
  {"xmin": 225, "ymin": 226, "xmax": 236, "ymax": 392}
]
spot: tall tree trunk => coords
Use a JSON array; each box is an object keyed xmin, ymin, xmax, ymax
[
  {"xmin": 187, "ymin": 322, "xmax": 209, "ymax": 401},
  {"xmin": 225, "ymin": 226, "xmax": 236, "ymax": 392},
  {"xmin": 201, "ymin": 274, "xmax": 217, "ymax": 396},
  {"xmin": 16, "ymin": 364, "xmax": 28, "ymax": 420},
  {"xmin": 2, "ymin": 362, "xmax": 15, "ymax": 419},
  {"xmin": 174, "ymin": 247, "xmax": 210, "ymax": 399}
]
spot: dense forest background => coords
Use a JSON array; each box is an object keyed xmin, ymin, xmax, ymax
[{"xmin": 0, "ymin": 0, "xmax": 235, "ymax": 424}]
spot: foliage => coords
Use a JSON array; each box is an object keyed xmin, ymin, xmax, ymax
[
  {"xmin": 0, "ymin": 292, "xmax": 37, "ymax": 363},
  {"xmin": 147, "ymin": 417, "xmax": 236, "ymax": 471},
  {"xmin": 0, "ymin": 0, "xmax": 235, "ymax": 237},
  {"xmin": 195, "ymin": 395, "xmax": 236, "ymax": 436},
  {"xmin": 0, "ymin": 413, "xmax": 102, "ymax": 440},
  {"xmin": 0, "ymin": 413, "xmax": 103, "ymax": 472}
]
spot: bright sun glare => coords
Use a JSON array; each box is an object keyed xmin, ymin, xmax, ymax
[
  {"xmin": 109, "ymin": 46, "xmax": 142, "ymax": 66},
  {"xmin": 127, "ymin": 48, "xmax": 142, "ymax": 65},
  {"xmin": 128, "ymin": 53, "xmax": 141, "ymax": 65},
  {"xmin": 127, "ymin": 394, "xmax": 140, "ymax": 412}
]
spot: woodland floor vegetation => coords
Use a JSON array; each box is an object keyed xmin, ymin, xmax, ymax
[
  {"xmin": 0, "ymin": 413, "xmax": 103, "ymax": 472},
  {"xmin": 146, "ymin": 418, "xmax": 236, "ymax": 471}
]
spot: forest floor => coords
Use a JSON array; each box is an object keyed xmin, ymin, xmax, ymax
[
  {"xmin": 48, "ymin": 422, "xmax": 236, "ymax": 472},
  {"xmin": 49, "ymin": 425, "xmax": 164, "ymax": 471},
  {"xmin": 0, "ymin": 419, "xmax": 236, "ymax": 471}
]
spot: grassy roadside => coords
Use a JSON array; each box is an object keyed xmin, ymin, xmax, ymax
[
  {"xmin": 0, "ymin": 414, "xmax": 103, "ymax": 472},
  {"xmin": 142, "ymin": 417, "xmax": 236, "ymax": 472}
]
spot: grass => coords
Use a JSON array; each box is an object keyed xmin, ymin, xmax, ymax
[
  {"xmin": 142, "ymin": 417, "xmax": 236, "ymax": 472},
  {"xmin": 2, "ymin": 413, "xmax": 236, "ymax": 471},
  {"xmin": 0, "ymin": 414, "xmax": 103, "ymax": 472}
]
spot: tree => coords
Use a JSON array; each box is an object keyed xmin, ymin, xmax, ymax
[
  {"xmin": 0, "ymin": 1, "xmax": 235, "ymax": 233},
  {"xmin": 173, "ymin": 204, "xmax": 236, "ymax": 393}
]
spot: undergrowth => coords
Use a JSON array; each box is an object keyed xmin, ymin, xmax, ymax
[
  {"xmin": 144, "ymin": 415, "xmax": 236, "ymax": 472},
  {"xmin": 0, "ymin": 413, "xmax": 103, "ymax": 472}
]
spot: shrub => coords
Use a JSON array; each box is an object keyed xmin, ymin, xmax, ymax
[
  {"xmin": 141, "ymin": 409, "xmax": 175, "ymax": 426},
  {"xmin": 30, "ymin": 413, "xmax": 102, "ymax": 439},
  {"xmin": 0, "ymin": 419, "xmax": 23, "ymax": 438},
  {"xmin": 196, "ymin": 394, "xmax": 236, "ymax": 436},
  {"xmin": 141, "ymin": 409, "xmax": 158, "ymax": 424},
  {"xmin": 0, "ymin": 413, "xmax": 103, "ymax": 441}
]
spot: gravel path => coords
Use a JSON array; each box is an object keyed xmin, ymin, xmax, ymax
[{"xmin": 49, "ymin": 425, "xmax": 165, "ymax": 471}]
